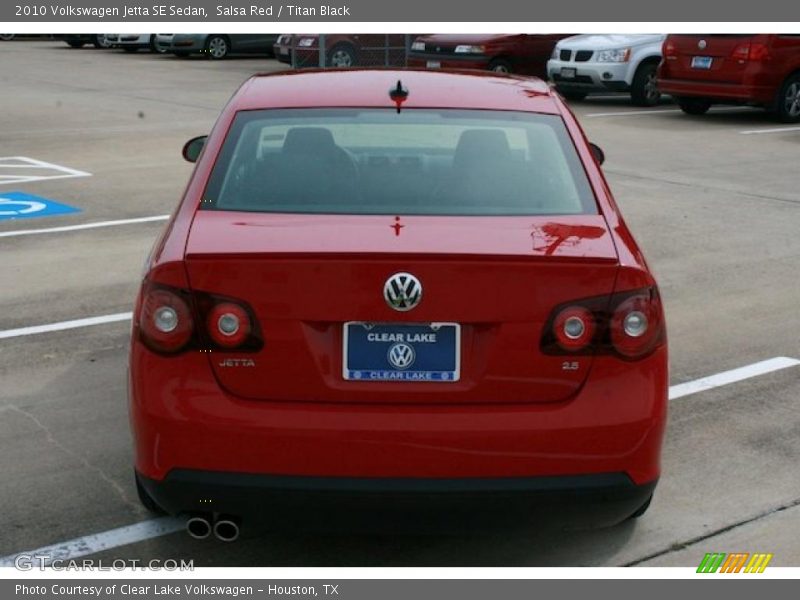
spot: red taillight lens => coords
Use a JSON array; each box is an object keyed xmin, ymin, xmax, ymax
[
  {"xmin": 541, "ymin": 286, "xmax": 665, "ymax": 360},
  {"xmin": 610, "ymin": 289, "xmax": 664, "ymax": 359},
  {"xmin": 207, "ymin": 302, "xmax": 251, "ymax": 349},
  {"xmin": 553, "ymin": 306, "xmax": 596, "ymax": 351},
  {"xmin": 663, "ymin": 40, "xmax": 677, "ymax": 59},
  {"xmin": 731, "ymin": 42, "xmax": 770, "ymax": 62},
  {"xmin": 139, "ymin": 287, "xmax": 193, "ymax": 353}
]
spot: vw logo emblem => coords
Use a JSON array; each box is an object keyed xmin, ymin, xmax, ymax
[
  {"xmin": 698, "ymin": 39, "xmax": 707, "ymax": 50},
  {"xmin": 387, "ymin": 343, "xmax": 415, "ymax": 370},
  {"xmin": 383, "ymin": 272, "xmax": 422, "ymax": 312}
]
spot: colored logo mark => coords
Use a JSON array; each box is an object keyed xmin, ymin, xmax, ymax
[{"xmin": 697, "ymin": 552, "xmax": 773, "ymax": 573}]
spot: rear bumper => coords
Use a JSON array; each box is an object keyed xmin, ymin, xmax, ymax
[
  {"xmin": 657, "ymin": 77, "xmax": 776, "ymax": 105},
  {"xmin": 138, "ymin": 469, "xmax": 657, "ymax": 528}
]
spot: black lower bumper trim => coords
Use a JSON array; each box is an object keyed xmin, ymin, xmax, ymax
[{"xmin": 138, "ymin": 469, "xmax": 657, "ymax": 532}]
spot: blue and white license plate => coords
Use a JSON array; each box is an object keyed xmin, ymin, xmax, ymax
[
  {"xmin": 691, "ymin": 56, "xmax": 713, "ymax": 69},
  {"xmin": 343, "ymin": 322, "xmax": 460, "ymax": 382}
]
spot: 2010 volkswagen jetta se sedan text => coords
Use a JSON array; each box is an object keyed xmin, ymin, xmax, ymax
[{"xmin": 129, "ymin": 69, "xmax": 667, "ymax": 538}]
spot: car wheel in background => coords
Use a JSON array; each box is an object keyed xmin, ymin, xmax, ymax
[
  {"xmin": 0, "ymin": 34, "xmax": 15, "ymax": 41},
  {"xmin": 676, "ymin": 97, "xmax": 712, "ymax": 115},
  {"xmin": 150, "ymin": 34, "xmax": 167, "ymax": 54},
  {"xmin": 774, "ymin": 73, "xmax": 800, "ymax": 123},
  {"xmin": 92, "ymin": 34, "xmax": 112, "ymax": 49},
  {"xmin": 488, "ymin": 58, "xmax": 513, "ymax": 74},
  {"xmin": 559, "ymin": 90, "xmax": 588, "ymax": 101},
  {"xmin": 631, "ymin": 61, "xmax": 661, "ymax": 106},
  {"xmin": 327, "ymin": 44, "xmax": 356, "ymax": 67},
  {"xmin": 205, "ymin": 35, "xmax": 230, "ymax": 60}
]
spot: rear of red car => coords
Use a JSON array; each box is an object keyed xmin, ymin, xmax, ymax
[
  {"xmin": 659, "ymin": 34, "xmax": 800, "ymax": 121},
  {"xmin": 129, "ymin": 71, "xmax": 667, "ymax": 532}
]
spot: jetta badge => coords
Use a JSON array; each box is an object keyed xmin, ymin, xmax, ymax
[
  {"xmin": 383, "ymin": 272, "xmax": 422, "ymax": 312},
  {"xmin": 698, "ymin": 39, "xmax": 707, "ymax": 50}
]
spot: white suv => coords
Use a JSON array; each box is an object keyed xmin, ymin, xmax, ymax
[{"xmin": 547, "ymin": 34, "xmax": 666, "ymax": 106}]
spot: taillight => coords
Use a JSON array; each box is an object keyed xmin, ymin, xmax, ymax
[
  {"xmin": 139, "ymin": 285, "xmax": 193, "ymax": 353},
  {"xmin": 207, "ymin": 302, "xmax": 251, "ymax": 349},
  {"xmin": 552, "ymin": 306, "xmax": 596, "ymax": 351},
  {"xmin": 731, "ymin": 42, "xmax": 771, "ymax": 62},
  {"xmin": 136, "ymin": 280, "xmax": 262, "ymax": 355},
  {"xmin": 609, "ymin": 289, "xmax": 664, "ymax": 359},
  {"xmin": 663, "ymin": 39, "xmax": 677, "ymax": 60},
  {"xmin": 541, "ymin": 287, "xmax": 665, "ymax": 360}
]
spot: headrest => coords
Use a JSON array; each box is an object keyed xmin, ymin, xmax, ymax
[
  {"xmin": 282, "ymin": 127, "xmax": 338, "ymax": 154},
  {"xmin": 453, "ymin": 129, "xmax": 512, "ymax": 169}
]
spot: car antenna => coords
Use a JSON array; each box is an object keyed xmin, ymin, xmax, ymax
[{"xmin": 389, "ymin": 80, "xmax": 409, "ymax": 113}]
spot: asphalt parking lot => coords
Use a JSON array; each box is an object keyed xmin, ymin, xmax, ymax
[{"xmin": 1, "ymin": 40, "xmax": 799, "ymax": 568}]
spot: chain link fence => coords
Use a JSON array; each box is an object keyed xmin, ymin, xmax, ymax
[{"xmin": 279, "ymin": 34, "xmax": 413, "ymax": 69}]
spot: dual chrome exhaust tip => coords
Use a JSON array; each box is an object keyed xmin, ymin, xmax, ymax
[{"xmin": 186, "ymin": 514, "xmax": 240, "ymax": 542}]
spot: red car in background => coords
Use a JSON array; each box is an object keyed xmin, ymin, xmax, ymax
[
  {"xmin": 659, "ymin": 34, "xmax": 800, "ymax": 122},
  {"xmin": 408, "ymin": 34, "xmax": 568, "ymax": 76},
  {"xmin": 273, "ymin": 34, "xmax": 408, "ymax": 67},
  {"xmin": 130, "ymin": 69, "xmax": 667, "ymax": 539}
]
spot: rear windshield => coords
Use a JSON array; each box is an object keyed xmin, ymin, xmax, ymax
[{"xmin": 201, "ymin": 108, "xmax": 597, "ymax": 216}]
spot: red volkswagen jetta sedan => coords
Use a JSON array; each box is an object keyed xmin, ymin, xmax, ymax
[{"xmin": 130, "ymin": 69, "xmax": 667, "ymax": 538}]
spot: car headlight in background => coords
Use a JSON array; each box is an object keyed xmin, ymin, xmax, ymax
[
  {"xmin": 454, "ymin": 45, "xmax": 486, "ymax": 54},
  {"xmin": 411, "ymin": 40, "xmax": 425, "ymax": 52},
  {"xmin": 595, "ymin": 48, "xmax": 631, "ymax": 62},
  {"xmin": 296, "ymin": 37, "xmax": 315, "ymax": 47}
]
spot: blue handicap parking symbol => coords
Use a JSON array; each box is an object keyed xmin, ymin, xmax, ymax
[{"xmin": 0, "ymin": 191, "xmax": 81, "ymax": 222}]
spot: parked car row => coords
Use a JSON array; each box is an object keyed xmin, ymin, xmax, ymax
[{"xmin": 55, "ymin": 33, "xmax": 279, "ymax": 59}]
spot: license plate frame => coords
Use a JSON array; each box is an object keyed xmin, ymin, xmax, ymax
[
  {"xmin": 342, "ymin": 322, "xmax": 460, "ymax": 383},
  {"xmin": 691, "ymin": 56, "xmax": 713, "ymax": 69},
  {"xmin": 560, "ymin": 67, "xmax": 577, "ymax": 79},
  {"xmin": 426, "ymin": 60, "xmax": 441, "ymax": 68}
]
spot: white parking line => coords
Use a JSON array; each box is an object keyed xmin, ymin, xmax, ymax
[
  {"xmin": 668, "ymin": 357, "xmax": 800, "ymax": 400},
  {"xmin": 0, "ymin": 517, "xmax": 184, "ymax": 568},
  {"xmin": 0, "ymin": 313, "xmax": 133, "ymax": 340},
  {"xmin": 739, "ymin": 126, "xmax": 800, "ymax": 135},
  {"xmin": 0, "ymin": 214, "xmax": 169, "ymax": 238},
  {"xmin": 0, "ymin": 356, "xmax": 797, "ymax": 565},
  {"xmin": 586, "ymin": 106, "xmax": 758, "ymax": 118}
]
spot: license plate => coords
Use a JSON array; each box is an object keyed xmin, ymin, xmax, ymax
[
  {"xmin": 560, "ymin": 67, "xmax": 577, "ymax": 79},
  {"xmin": 691, "ymin": 56, "xmax": 713, "ymax": 69},
  {"xmin": 343, "ymin": 322, "xmax": 460, "ymax": 382},
  {"xmin": 426, "ymin": 60, "xmax": 441, "ymax": 68}
]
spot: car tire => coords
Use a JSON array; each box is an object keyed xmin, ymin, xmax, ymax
[
  {"xmin": 327, "ymin": 44, "xmax": 356, "ymax": 68},
  {"xmin": 560, "ymin": 90, "xmax": 588, "ymax": 102},
  {"xmin": 627, "ymin": 493, "xmax": 653, "ymax": 520},
  {"xmin": 774, "ymin": 72, "xmax": 800, "ymax": 123},
  {"xmin": 0, "ymin": 34, "xmax": 15, "ymax": 41},
  {"xmin": 67, "ymin": 41, "xmax": 85, "ymax": 49},
  {"xmin": 150, "ymin": 35, "xmax": 167, "ymax": 54},
  {"xmin": 630, "ymin": 61, "xmax": 661, "ymax": 107},
  {"xmin": 488, "ymin": 59, "xmax": 513, "ymax": 74},
  {"xmin": 92, "ymin": 34, "xmax": 112, "ymax": 49},
  {"xmin": 135, "ymin": 474, "xmax": 166, "ymax": 515},
  {"xmin": 205, "ymin": 35, "xmax": 230, "ymax": 60},
  {"xmin": 677, "ymin": 97, "xmax": 712, "ymax": 115}
]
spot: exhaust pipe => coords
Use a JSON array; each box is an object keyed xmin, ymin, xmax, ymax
[
  {"xmin": 186, "ymin": 515, "xmax": 212, "ymax": 540},
  {"xmin": 213, "ymin": 515, "xmax": 240, "ymax": 542}
]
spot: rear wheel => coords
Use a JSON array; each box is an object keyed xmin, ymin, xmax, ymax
[
  {"xmin": 0, "ymin": 34, "xmax": 15, "ymax": 41},
  {"xmin": 774, "ymin": 73, "xmax": 800, "ymax": 123},
  {"xmin": 677, "ymin": 97, "xmax": 712, "ymax": 115},
  {"xmin": 150, "ymin": 35, "xmax": 167, "ymax": 54},
  {"xmin": 631, "ymin": 61, "xmax": 661, "ymax": 106},
  {"xmin": 488, "ymin": 58, "xmax": 513, "ymax": 74},
  {"xmin": 135, "ymin": 474, "xmax": 166, "ymax": 515},
  {"xmin": 92, "ymin": 34, "xmax": 111, "ymax": 49},
  {"xmin": 327, "ymin": 44, "xmax": 356, "ymax": 68},
  {"xmin": 627, "ymin": 493, "xmax": 653, "ymax": 520},
  {"xmin": 205, "ymin": 35, "xmax": 230, "ymax": 60}
]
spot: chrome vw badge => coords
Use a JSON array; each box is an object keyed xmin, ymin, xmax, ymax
[
  {"xmin": 383, "ymin": 272, "xmax": 422, "ymax": 312},
  {"xmin": 387, "ymin": 343, "xmax": 415, "ymax": 370},
  {"xmin": 698, "ymin": 39, "xmax": 707, "ymax": 50}
]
